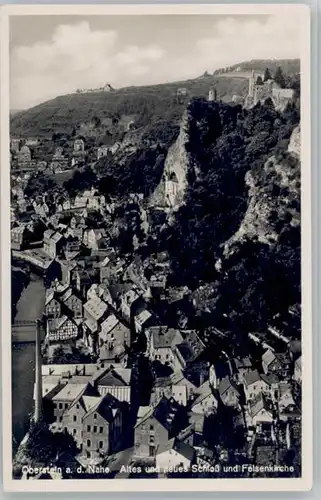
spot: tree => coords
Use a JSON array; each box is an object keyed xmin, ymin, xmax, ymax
[
  {"xmin": 50, "ymin": 345, "xmax": 92, "ymax": 364},
  {"xmin": 24, "ymin": 419, "xmax": 78, "ymax": 466},
  {"xmin": 263, "ymin": 68, "xmax": 272, "ymax": 82},
  {"xmin": 274, "ymin": 66, "xmax": 286, "ymax": 88},
  {"xmin": 24, "ymin": 420, "xmax": 55, "ymax": 464}
]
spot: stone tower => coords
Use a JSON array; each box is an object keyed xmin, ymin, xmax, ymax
[
  {"xmin": 34, "ymin": 319, "xmax": 43, "ymax": 422},
  {"xmin": 208, "ymin": 87, "xmax": 217, "ymax": 102}
]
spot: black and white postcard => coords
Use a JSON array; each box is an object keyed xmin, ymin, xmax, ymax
[{"xmin": 0, "ymin": 3, "xmax": 312, "ymax": 492}]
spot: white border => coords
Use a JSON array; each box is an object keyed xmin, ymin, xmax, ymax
[{"xmin": 0, "ymin": 3, "xmax": 312, "ymax": 493}]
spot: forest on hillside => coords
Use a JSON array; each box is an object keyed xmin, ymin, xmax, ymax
[
  {"xmin": 149, "ymin": 98, "xmax": 301, "ymax": 337},
  {"xmin": 23, "ymin": 92, "xmax": 301, "ymax": 343}
]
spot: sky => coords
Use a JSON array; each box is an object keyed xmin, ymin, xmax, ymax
[{"xmin": 10, "ymin": 14, "xmax": 301, "ymax": 110}]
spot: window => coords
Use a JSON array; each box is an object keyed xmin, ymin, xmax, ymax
[
  {"xmin": 99, "ymin": 426, "xmax": 103, "ymax": 434},
  {"xmin": 149, "ymin": 435, "xmax": 155, "ymax": 443},
  {"xmin": 87, "ymin": 425, "xmax": 91, "ymax": 432},
  {"xmin": 73, "ymin": 429, "xmax": 77, "ymax": 435},
  {"xmin": 65, "ymin": 403, "xmax": 68, "ymax": 409},
  {"xmin": 87, "ymin": 439, "xmax": 91, "ymax": 447},
  {"xmin": 149, "ymin": 446, "xmax": 155, "ymax": 457},
  {"xmin": 99, "ymin": 441, "xmax": 104, "ymax": 449},
  {"xmin": 59, "ymin": 416, "xmax": 63, "ymax": 422},
  {"xmin": 73, "ymin": 415, "xmax": 77, "ymax": 422},
  {"xmin": 93, "ymin": 426, "xmax": 97, "ymax": 433},
  {"xmin": 94, "ymin": 413, "xmax": 97, "ymax": 419},
  {"xmin": 59, "ymin": 403, "xmax": 63, "ymax": 409},
  {"xmin": 150, "ymin": 425, "xmax": 154, "ymax": 431}
]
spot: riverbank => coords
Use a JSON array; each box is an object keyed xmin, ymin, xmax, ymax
[{"xmin": 12, "ymin": 271, "xmax": 46, "ymax": 454}]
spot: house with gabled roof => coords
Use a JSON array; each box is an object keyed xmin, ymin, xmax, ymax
[
  {"xmin": 94, "ymin": 366, "xmax": 132, "ymax": 404},
  {"xmin": 260, "ymin": 373, "xmax": 280, "ymax": 400},
  {"xmin": 45, "ymin": 291, "xmax": 64, "ymax": 319},
  {"xmin": 61, "ymin": 288, "xmax": 84, "ymax": 319},
  {"xmin": 49, "ymin": 382, "xmax": 96, "ymax": 429},
  {"xmin": 262, "ymin": 349, "xmax": 291, "ymax": 378},
  {"xmin": 120, "ymin": 286, "xmax": 144, "ymax": 323},
  {"xmin": 43, "ymin": 229, "xmax": 65, "ymax": 259},
  {"xmin": 178, "ymin": 412, "xmax": 206, "ymax": 449},
  {"xmin": 248, "ymin": 393, "xmax": 275, "ymax": 429},
  {"xmin": 134, "ymin": 308, "xmax": 154, "ymax": 335},
  {"xmin": 134, "ymin": 396, "xmax": 187, "ymax": 458},
  {"xmin": 190, "ymin": 380, "xmax": 218, "ymax": 416},
  {"xmin": 146, "ymin": 326, "xmax": 184, "ymax": 367},
  {"xmin": 81, "ymin": 393, "xmax": 123, "ymax": 460},
  {"xmin": 11, "ymin": 225, "xmax": 29, "ymax": 250},
  {"xmin": 277, "ymin": 382, "xmax": 296, "ymax": 413},
  {"xmin": 83, "ymin": 296, "xmax": 108, "ymax": 334},
  {"xmin": 243, "ymin": 369, "xmax": 270, "ymax": 403},
  {"xmin": 172, "ymin": 330, "xmax": 205, "ymax": 371},
  {"xmin": 218, "ymin": 376, "xmax": 241, "ymax": 408},
  {"xmin": 232, "ymin": 356, "xmax": 253, "ymax": 383},
  {"xmin": 156, "ymin": 437, "xmax": 195, "ymax": 473},
  {"xmin": 46, "ymin": 315, "xmax": 79, "ymax": 343},
  {"xmin": 98, "ymin": 314, "xmax": 130, "ymax": 362}
]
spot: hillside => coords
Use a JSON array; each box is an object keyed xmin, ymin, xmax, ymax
[
  {"xmin": 10, "ymin": 74, "xmax": 249, "ymax": 138},
  {"xmin": 143, "ymin": 97, "xmax": 301, "ymax": 336},
  {"xmin": 214, "ymin": 58, "xmax": 300, "ymax": 76}
]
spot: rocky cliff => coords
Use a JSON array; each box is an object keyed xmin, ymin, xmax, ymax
[
  {"xmin": 149, "ymin": 112, "xmax": 190, "ymax": 210},
  {"xmin": 223, "ymin": 125, "xmax": 300, "ymax": 256}
]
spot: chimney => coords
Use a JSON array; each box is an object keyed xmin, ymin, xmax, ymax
[{"xmin": 34, "ymin": 319, "xmax": 43, "ymax": 422}]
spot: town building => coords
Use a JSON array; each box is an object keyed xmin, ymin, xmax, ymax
[
  {"xmin": 94, "ymin": 365, "xmax": 132, "ymax": 404},
  {"xmin": 248, "ymin": 393, "xmax": 274, "ymax": 429},
  {"xmin": 243, "ymin": 370, "xmax": 270, "ymax": 402},
  {"xmin": 190, "ymin": 380, "xmax": 218, "ymax": 416},
  {"xmin": 156, "ymin": 438, "xmax": 195, "ymax": 473},
  {"xmin": 45, "ymin": 291, "xmax": 64, "ymax": 318},
  {"xmin": 98, "ymin": 314, "xmax": 130, "ymax": 362},
  {"xmin": 262, "ymin": 349, "xmax": 291, "ymax": 379},
  {"xmin": 83, "ymin": 296, "xmax": 109, "ymax": 351},
  {"xmin": 61, "ymin": 288, "xmax": 84, "ymax": 318},
  {"xmin": 43, "ymin": 229, "xmax": 65, "ymax": 259},
  {"xmin": 46, "ymin": 315, "xmax": 79, "ymax": 343},
  {"xmin": 11, "ymin": 225, "xmax": 28, "ymax": 250},
  {"xmin": 134, "ymin": 397, "xmax": 186, "ymax": 458},
  {"xmin": 146, "ymin": 326, "xmax": 184, "ymax": 367},
  {"xmin": 218, "ymin": 376, "xmax": 241, "ymax": 408}
]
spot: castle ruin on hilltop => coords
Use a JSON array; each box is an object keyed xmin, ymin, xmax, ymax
[{"xmin": 243, "ymin": 71, "xmax": 294, "ymax": 110}]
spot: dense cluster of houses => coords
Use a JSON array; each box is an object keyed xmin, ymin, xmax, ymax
[
  {"xmin": 10, "ymin": 137, "xmax": 85, "ymax": 175},
  {"xmin": 11, "ymin": 133, "xmax": 301, "ymax": 477}
]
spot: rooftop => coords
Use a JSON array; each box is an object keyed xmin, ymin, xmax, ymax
[
  {"xmin": 52, "ymin": 383, "xmax": 88, "ymax": 402},
  {"xmin": 84, "ymin": 297, "xmax": 108, "ymax": 321},
  {"xmin": 243, "ymin": 369, "xmax": 261, "ymax": 387},
  {"xmin": 148, "ymin": 326, "xmax": 183, "ymax": 349}
]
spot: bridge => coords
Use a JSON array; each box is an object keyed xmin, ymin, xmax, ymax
[{"xmin": 12, "ymin": 320, "xmax": 45, "ymax": 344}]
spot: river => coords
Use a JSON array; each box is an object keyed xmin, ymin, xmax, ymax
[{"xmin": 12, "ymin": 273, "xmax": 46, "ymax": 454}]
